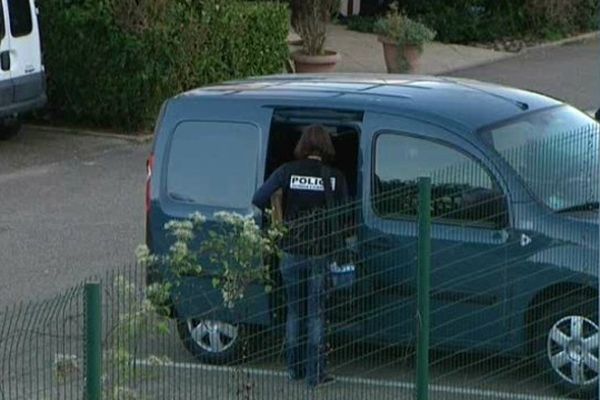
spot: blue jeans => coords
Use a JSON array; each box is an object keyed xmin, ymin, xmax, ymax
[{"xmin": 280, "ymin": 252, "xmax": 328, "ymax": 386}]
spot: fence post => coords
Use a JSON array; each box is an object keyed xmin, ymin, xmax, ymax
[
  {"xmin": 85, "ymin": 282, "xmax": 102, "ymax": 400},
  {"xmin": 416, "ymin": 177, "xmax": 431, "ymax": 400}
]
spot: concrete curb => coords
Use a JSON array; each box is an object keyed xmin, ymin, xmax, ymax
[
  {"xmin": 24, "ymin": 124, "xmax": 153, "ymax": 144},
  {"xmin": 527, "ymin": 31, "xmax": 600, "ymax": 51},
  {"xmin": 438, "ymin": 30, "xmax": 600, "ymax": 76},
  {"xmin": 436, "ymin": 52, "xmax": 520, "ymax": 76}
]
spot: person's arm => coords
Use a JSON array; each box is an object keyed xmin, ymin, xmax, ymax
[{"xmin": 252, "ymin": 165, "xmax": 286, "ymax": 210}]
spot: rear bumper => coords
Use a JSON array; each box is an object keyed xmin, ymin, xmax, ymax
[
  {"xmin": 0, "ymin": 71, "xmax": 47, "ymax": 119},
  {"xmin": 0, "ymin": 93, "xmax": 47, "ymax": 119}
]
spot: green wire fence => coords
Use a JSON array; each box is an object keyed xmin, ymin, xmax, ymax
[{"xmin": 1, "ymin": 124, "xmax": 598, "ymax": 400}]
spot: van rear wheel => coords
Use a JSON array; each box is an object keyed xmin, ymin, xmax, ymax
[
  {"xmin": 177, "ymin": 318, "xmax": 244, "ymax": 365},
  {"xmin": 0, "ymin": 118, "xmax": 22, "ymax": 140}
]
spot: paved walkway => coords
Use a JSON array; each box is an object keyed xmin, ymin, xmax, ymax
[{"xmin": 289, "ymin": 24, "xmax": 513, "ymax": 75}]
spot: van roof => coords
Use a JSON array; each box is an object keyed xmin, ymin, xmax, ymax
[{"xmin": 178, "ymin": 74, "xmax": 563, "ymax": 131}]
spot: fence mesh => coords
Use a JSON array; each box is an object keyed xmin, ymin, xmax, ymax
[
  {"xmin": 0, "ymin": 286, "xmax": 85, "ymax": 400},
  {"xmin": 1, "ymin": 124, "xmax": 599, "ymax": 400}
]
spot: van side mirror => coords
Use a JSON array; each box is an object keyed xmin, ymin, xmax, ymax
[{"xmin": 595, "ymin": 108, "xmax": 600, "ymax": 122}]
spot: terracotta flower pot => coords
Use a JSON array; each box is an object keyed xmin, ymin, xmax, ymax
[
  {"xmin": 291, "ymin": 50, "xmax": 340, "ymax": 73},
  {"xmin": 378, "ymin": 36, "xmax": 421, "ymax": 73}
]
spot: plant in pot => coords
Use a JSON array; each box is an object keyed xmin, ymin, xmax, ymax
[
  {"xmin": 291, "ymin": 0, "xmax": 341, "ymax": 73},
  {"xmin": 374, "ymin": 2, "xmax": 436, "ymax": 73}
]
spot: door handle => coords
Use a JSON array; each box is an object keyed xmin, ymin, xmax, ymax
[{"xmin": 0, "ymin": 51, "xmax": 10, "ymax": 71}]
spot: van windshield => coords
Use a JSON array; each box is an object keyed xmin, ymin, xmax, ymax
[{"xmin": 483, "ymin": 105, "xmax": 599, "ymax": 211}]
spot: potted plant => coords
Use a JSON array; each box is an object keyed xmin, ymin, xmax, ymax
[
  {"xmin": 374, "ymin": 2, "xmax": 436, "ymax": 73},
  {"xmin": 291, "ymin": 0, "xmax": 341, "ymax": 73}
]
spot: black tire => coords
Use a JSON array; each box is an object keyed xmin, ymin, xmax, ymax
[
  {"xmin": 533, "ymin": 294, "xmax": 598, "ymax": 398},
  {"xmin": 176, "ymin": 318, "xmax": 245, "ymax": 365},
  {"xmin": 0, "ymin": 119, "xmax": 21, "ymax": 141}
]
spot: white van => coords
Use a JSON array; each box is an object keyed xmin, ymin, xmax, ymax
[{"xmin": 0, "ymin": 0, "xmax": 45, "ymax": 140}]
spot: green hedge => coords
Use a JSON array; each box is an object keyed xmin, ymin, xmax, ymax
[
  {"xmin": 402, "ymin": 0, "xmax": 599, "ymax": 44},
  {"xmin": 39, "ymin": 0, "xmax": 289, "ymax": 131},
  {"xmin": 356, "ymin": 0, "xmax": 598, "ymax": 44}
]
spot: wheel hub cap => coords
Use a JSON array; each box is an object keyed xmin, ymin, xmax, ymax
[
  {"xmin": 567, "ymin": 341, "xmax": 584, "ymax": 362},
  {"xmin": 547, "ymin": 315, "xmax": 599, "ymax": 386},
  {"xmin": 187, "ymin": 319, "xmax": 239, "ymax": 353}
]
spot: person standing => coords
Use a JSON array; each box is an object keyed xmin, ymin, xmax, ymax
[{"xmin": 252, "ymin": 125, "xmax": 348, "ymax": 388}]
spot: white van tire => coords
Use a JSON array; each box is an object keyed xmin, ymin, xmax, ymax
[{"xmin": 0, "ymin": 119, "xmax": 22, "ymax": 141}]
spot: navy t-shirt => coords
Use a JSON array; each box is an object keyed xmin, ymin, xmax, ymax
[
  {"xmin": 252, "ymin": 158, "xmax": 348, "ymax": 220},
  {"xmin": 252, "ymin": 158, "xmax": 349, "ymax": 254}
]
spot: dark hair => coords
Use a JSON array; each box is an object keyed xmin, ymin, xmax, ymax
[{"xmin": 293, "ymin": 124, "xmax": 335, "ymax": 161}]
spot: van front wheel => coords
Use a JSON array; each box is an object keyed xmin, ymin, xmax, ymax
[
  {"xmin": 534, "ymin": 295, "xmax": 598, "ymax": 398},
  {"xmin": 0, "ymin": 119, "xmax": 22, "ymax": 140},
  {"xmin": 177, "ymin": 318, "xmax": 244, "ymax": 365}
]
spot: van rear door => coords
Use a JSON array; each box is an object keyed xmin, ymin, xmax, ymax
[
  {"xmin": 6, "ymin": 0, "xmax": 43, "ymax": 102},
  {"xmin": 0, "ymin": 0, "xmax": 12, "ymax": 108},
  {"xmin": 149, "ymin": 99, "xmax": 274, "ymax": 325}
]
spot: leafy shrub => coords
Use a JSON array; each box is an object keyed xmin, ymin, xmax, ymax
[
  {"xmin": 205, "ymin": 1, "xmax": 290, "ymax": 78},
  {"xmin": 346, "ymin": 16, "xmax": 377, "ymax": 33},
  {"xmin": 294, "ymin": 0, "xmax": 338, "ymax": 55},
  {"xmin": 38, "ymin": 0, "xmax": 289, "ymax": 131},
  {"xmin": 399, "ymin": 0, "xmax": 516, "ymax": 43},
  {"xmin": 137, "ymin": 211, "xmax": 285, "ymax": 309},
  {"xmin": 374, "ymin": 2, "xmax": 435, "ymax": 49},
  {"xmin": 524, "ymin": 0, "xmax": 599, "ymax": 38},
  {"xmin": 398, "ymin": 0, "xmax": 598, "ymax": 44}
]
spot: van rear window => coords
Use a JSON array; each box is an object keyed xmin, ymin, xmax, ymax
[
  {"xmin": 166, "ymin": 121, "xmax": 259, "ymax": 209},
  {"xmin": 8, "ymin": 0, "xmax": 32, "ymax": 38},
  {"xmin": 0, "ymin": 5, "xmax": 5, "ymax": 39}
]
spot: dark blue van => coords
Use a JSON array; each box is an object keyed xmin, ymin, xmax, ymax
[{"xmin": 146, "ymin": 74, "xmax": 599, "ymax": 397}]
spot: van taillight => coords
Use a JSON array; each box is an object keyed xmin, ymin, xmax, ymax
[{"xmin": 146, "ymin": 154, "xmax": 154, "ymax": 214}]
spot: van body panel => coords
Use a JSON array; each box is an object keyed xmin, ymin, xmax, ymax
[
  {"xmin": 12, "ymin": 70, "xmax": 43, "ymax": 102},
  {"xmin": 0, "ymin": 0, "xmax": 45, "ymax": 119},
  {"xmin": 0, "ymin": 0, "xmax": 12, "ymax": 108},
  {"xmin": 7, "ymin": 0, "xmax": 42, "ymax": 82},
  {"xmin": 0, "ymin": 87, "xmax": 44, "ymax": 118},
  {"xmin": 360, "ymin": 111, "xmax": 516, "ymax": 351},
  {"xmin": 0, "ymin": 78, "xmax": 12, "ymax": 108},
  {"xmin": 192, "ymin": 74, "xmax": 562, "ymax": 131},
  {"xmin": 148, "ymin": 97, "xmax": 274, "ymax": 324},
  {"xmin": 173, "ymin": 278, "xmax": 272, "ymax": 326},
  {"xmin": 148, "ymin": 75, "xmax": 599, "ymax": 357}
]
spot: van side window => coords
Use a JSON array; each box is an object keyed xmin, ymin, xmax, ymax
[
  {"xmin": 373, "ymin": 133, "xmax": 506, "ymax": 228},
  {"xmin": 166, "ymin": 121, "xmax": 259, "ymax": 209},
  {"xmin": 8, "ymin": 0, "xmax": 32, "ymax": 38}
]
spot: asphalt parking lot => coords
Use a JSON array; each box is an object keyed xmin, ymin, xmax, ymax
[{"xmin": 0, "ymin": 127, "xmax": 149, "ymax": 305}]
